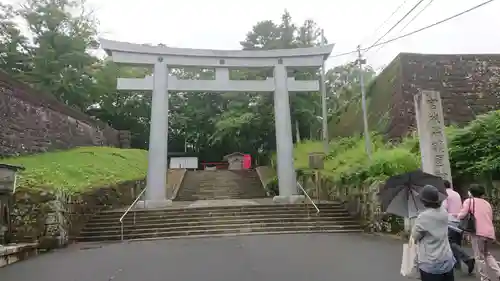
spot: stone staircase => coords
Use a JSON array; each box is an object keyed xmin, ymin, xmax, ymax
[
  {"xmin": 175, "ymin": 170, "xmax": 267, "ymax": 201},
  {"xmin": 76, "ymin": 202, "xmax": 362, "ymax": 242}
]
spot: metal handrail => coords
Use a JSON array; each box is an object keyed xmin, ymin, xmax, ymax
[
  {"xmin": 120, "ymin": 187, "xmax": 147, "ymax": 241},
  {"xmin": 297, "ymin": 181, "xmax": 320, "ymax": 214}
]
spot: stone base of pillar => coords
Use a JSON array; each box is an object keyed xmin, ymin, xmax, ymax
[
  {"xmin": 135, "ymin": 199, "xmax": 173, "ymax": 209},
  {"xmin": 272, "ymin": 195, "xmax": 306, "ymax": 204}
]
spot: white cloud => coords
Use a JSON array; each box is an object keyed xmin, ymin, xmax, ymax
[{"xmin": 5, "ymin": 0, "xmax": 500, "ymax": 69}]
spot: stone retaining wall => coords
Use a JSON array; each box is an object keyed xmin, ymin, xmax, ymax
[
  {"xmin": 255, "ymin": 166, "xmax": 276, "ymax": 196},
  {"xmin": 168, "ymin": 169, "xmax": 187, "ymax": 199},
  {"xmin": 10, "ymin": 180, "xmax": 145, "ymax": 250},
  {"xmin": 389, "ymin": 53, "xmax": 500, "ymax": 138},
  {"xmin": 0, "ymin": 243, "xmax": 38, "ymax": 268},
  {"xmin": 340, "ymin": 53, "xmax": 500, "ymax": 138},
  {"xmin": 0, "ymin": 71, "xmax": 130, "ymax": 157}
]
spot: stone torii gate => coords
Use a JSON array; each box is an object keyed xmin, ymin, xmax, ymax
[{"xmin": 100, "ymin": 39, "xmax": 334, "ymax": 207}]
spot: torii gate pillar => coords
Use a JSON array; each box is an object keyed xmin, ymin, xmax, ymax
[
  {"xmin": 100, "ymin": 39, "xmax": 334, "ymax": 207},
  {"xmin": 144, "ymin": 59, "xmax": 169, "ymax": 207}
]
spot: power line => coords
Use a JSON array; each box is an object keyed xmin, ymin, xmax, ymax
[
  {"xmin": 364, "ymin": 0, "xmax": 426, "ymax": 53},
  {"xmin": 360, "ymin": 0, "xmax": 410, "ymax": 45},
  {"xmin": 370, "ymin": 0, "xmax": 436, "ymax": 56},
  {"xmin": 329, "ymin": 0, "xmax": 496, "ymax": 59},
  {"xmin": 399, "ymin": 0, "xmax": 436, "ymax": 33}
]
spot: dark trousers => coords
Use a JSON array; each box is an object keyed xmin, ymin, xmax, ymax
[
  {"xmin": 448, "ymin": 229, "xmax": 462, "ymax": 246},
  {"xmin": 448, "ymin": 229, "xmax": 471, "ymax": 268},
  {"xmin": 419, "ymin": 269, "xmax": 455, "ymax": 281}
]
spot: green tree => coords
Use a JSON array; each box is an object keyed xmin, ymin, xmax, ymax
[
  {"xmin": 0, "ymin": 3, "xmax": 31, "ymax": 77},
  {"xmin": 17, "ymin": 0, "xmax": 99, "ymax": 110},
  {"xmin": 239, "ymin": 10, "xmax": 326, "ymax": 143},
  {"xmin": 450, "ymin": 110, "xmax": 500, "ymax": 182},
  {"xmin": 0, "ymin": 5, "xmax": 379, "ymax": 164},
  {"xmin": 326, "ymin": 62, "xmax": 376, "ymax": 127},
  {"xmin": 86, "ymin": 61, "xmax": 152, "ymax": 148}
]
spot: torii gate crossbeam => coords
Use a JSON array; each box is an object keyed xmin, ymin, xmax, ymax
[{"xmin": 101, "ymin": 38, "xmax": 334, "ymax": 207}]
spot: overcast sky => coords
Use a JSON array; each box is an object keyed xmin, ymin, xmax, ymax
[{"xmin": 6, "ymin": 0, "xmax": 500, "ymax": 70}]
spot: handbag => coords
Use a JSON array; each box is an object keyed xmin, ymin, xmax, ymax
[
  {"xmin": 400, "ymin": 237, "xmax": 418, "ymax": 278},
  {"xmin": 459, "ymin": 197, "xmax": 476, "ymax": 233}
]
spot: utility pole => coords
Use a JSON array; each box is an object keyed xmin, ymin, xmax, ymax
[
  {"xmin": 357, "ymin": 45, "xmax": 372, "ymax": 158},
  {"xmin": 320, "ymin": 29, "xmax": 329, "ymax": 154}
]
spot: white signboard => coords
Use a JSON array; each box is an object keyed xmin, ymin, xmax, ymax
[{"xmin": 169, "ymin": 157, "xmax": 198, "ymax": 169}]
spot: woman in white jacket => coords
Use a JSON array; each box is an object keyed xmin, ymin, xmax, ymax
[{"xmin": 411, "ymin": 185, "xmax": 456, "ymax": 281}]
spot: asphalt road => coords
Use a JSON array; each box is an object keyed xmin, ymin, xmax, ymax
[{"xmin": 1, "ymin": 233, "xmax": 483, "ymax": 281}]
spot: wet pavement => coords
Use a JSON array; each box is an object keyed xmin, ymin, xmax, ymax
[{"xmin": 0, "ymin": 233, "xmax": 483, "ymax": 281}]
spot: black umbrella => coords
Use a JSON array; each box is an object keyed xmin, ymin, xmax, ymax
[{"xmin": 378, "ymin": 170, "xmax": 447, "ymax": 218}]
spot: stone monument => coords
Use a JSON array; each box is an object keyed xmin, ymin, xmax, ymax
[
  {"xmin": 405, "ymin": 90, "xmax": 452, "ymax": 232},
  {"xmin": 414, "ymin": 90, "xmax": 452, "ymax": 184}
]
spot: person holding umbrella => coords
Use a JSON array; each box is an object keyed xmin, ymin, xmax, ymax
[
  {"xmin": 379, "ymin": 170, "xmax": 448, "ymax": 219},
  {"xmin": 379, "ymin": 170, "xmax": 454, "ymax": 280},
  {"xmin": 411, "ymin": 184, "xmax": 456, "ymax": 281}
]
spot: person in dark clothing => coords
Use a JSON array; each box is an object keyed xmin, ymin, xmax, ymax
[
  {"xmin": 448, "ymin": 226, "xmax": 475, "ymax": 273},
  {"xmin": 443, "ymin": 180, "xmax": 475, "ymax": 274}
]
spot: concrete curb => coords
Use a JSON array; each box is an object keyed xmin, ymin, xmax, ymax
[{"xmin": 0, "ymin": 243, "xmax": 39, "ymax": 268}]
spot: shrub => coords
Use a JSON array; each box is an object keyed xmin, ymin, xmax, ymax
[
  {"xmin": 275, "ymin": 109, "xmax": 500, "ymax": 201},
  {"xmin": 449, "ymin": 110, "xmax": 500, "ymax": 181},
  {"xmin": 286, "ymin": 110, "xmax": 500, "ymax": 233},
  {"xmin": 265, "ymin": 176, "xmax": 279, "ymax": 196},
  {"xmin": 293, "ymin": 136, "xmax": 419, "ymax": 187}
]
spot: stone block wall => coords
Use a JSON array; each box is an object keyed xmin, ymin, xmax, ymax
[
  {"xmin": 255, "ymin": 166, "xmax": 275, "ymax": 186},
  {"xmin": 255, "ymin": 166, "xmax": 276, "ymax": 196},
  {"xmin": 168, "ymin": 169, "xmax": 187, "ymax": 199},
  {"xmin": 9, "ymin": 180, "xmax": 144, "ymax": 249},
  {"xmin": 386, "ymin": 53, "xmax": 500, "ymax": 138},
  {"xmin": 0, "ymin": 71, "xmax": 130, "ymax": 157}
]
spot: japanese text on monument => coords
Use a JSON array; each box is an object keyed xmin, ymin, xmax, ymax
[{"xmin": 425, "ymin": 92, "xmax": 448, "ymax": 180}]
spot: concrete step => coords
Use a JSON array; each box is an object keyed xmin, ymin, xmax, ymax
[
  {"xmin": 99, "ymin": 203, "xmax": 346, "ymax": 214},
  {"xmin": 81, "ymin": 221, "xmax": 360, "ymax": 236},
  {"xmin": 88, "ymin": 210, "xmax": 350, "ymax": 223},
  {"xmin": 76, "ymin": 201, "xmax": 361, "ymax": 242},
  {"xmin": 84, "ymin": 213, "xmax": 352, "ymax": 226},
  {"xmin": 101, "ymin": 202, "xmax": 344, "ymax": 212},
  {"xmin": 196, "ymin": 184, "xmax": 261, "ymax": 187},
  {"xmin": 175, "ymin": 170, "xmax": 266, "ymax": 201},
  {"xmin": 191, "ymin": 188, "xmax": 258, "ymax": 191},
  {"xmin": 193, "ymin": 189, "xmax": 262, "ymax": 193},
  {"xmin": 96, "ymin": 205, "xmax": 347, "ymax": 217},
  {"xmin": 190, "ymin": 196, "xmax": 263, "ymax": 200},
  {"xmin": 190, "ymin": 190, "xmax": 263, "ymax": 195},
  {"xmin": 127, "ymin": 229, "xmax": 363, "ymax": 242},
  {"xmin": 77, "ymin": 224, "xmax": 362, "ymax": 242},
  {"xmin": 83, "ymin": 215, "xmax": 357, "ymax": 229},
  {"xmin": 192, "ymin": 192, "xmax": 264, "ymax": 195},
  {"xmin": 93, "ymin": 211, "xmax": 349, "ymax": 220},
  {"xmin": 193, "ymin": 189, "xmax": 263, "ymax": 192}
]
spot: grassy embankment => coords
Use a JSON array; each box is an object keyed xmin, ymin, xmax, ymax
[{"xmin": 3, "ymin": 147, "xmax": 148, "ymax": 193}]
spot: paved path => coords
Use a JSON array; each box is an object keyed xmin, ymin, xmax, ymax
[{"xmin": 1, "ymin": 233, "xmax": 483, "ymax": 281}]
